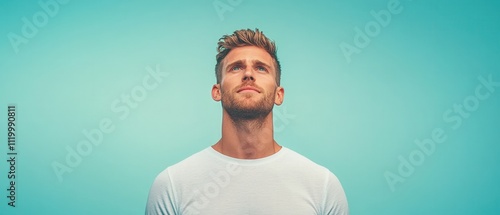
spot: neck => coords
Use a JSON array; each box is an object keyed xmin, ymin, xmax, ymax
[{"xmin": 213, "ymin": 110, "xmax": 281, "ymax": 159}]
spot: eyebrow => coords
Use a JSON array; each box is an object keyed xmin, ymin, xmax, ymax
[
  {"xmin": 225, "ymin": 60, "xmax": 245, "ymax": 72},
  {"xmin": 224, "ymin": 60, "xmax": 272, "ymax": 72},
  {"xmin": 252, "ymin": 60, "xmax": 272, "ymax": 70}
]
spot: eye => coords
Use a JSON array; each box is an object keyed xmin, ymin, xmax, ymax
[
  {"xmin": 256, "ymin": 66, "xmax": 267, "ymax": 72},
  {"xmin": 231, "ymin": 66, "xmax": 242, "ymax": 71}
]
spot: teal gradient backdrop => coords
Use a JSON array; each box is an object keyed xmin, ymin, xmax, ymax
[{"xmin": 1, "ymin": 0, "xmax": 499, "ymax": 214}]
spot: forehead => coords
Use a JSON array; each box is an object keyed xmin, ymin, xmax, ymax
[{"xmin": 222, "ymin": 46, "xmax": 274, "ymax": 67}]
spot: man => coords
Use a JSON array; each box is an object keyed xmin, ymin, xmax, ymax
[{"xmin": 146, "ymin": 29, "xmax": 349, "ymax": 215}]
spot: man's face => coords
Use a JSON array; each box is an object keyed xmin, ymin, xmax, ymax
[{"xmin": 212, "ymin": 46, "xmax": 284, "ymax": 120}]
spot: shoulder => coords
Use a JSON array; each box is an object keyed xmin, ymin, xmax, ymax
[
  {"xmin": 146, "ymin": 148, "xmax": 213, "ymax": 213},
  {"xmin": 281, "ymin": 147, "xmax": 346, "ymax": 192},
  {"xmin": 282, "ymin": 147, "xmax": 332, "ymax": 175},
  {"xmin": 281, "ymin": 147, "xmax": 349, "ymax": 214},
  {"xmin": 154, "ymin": 147, "xmax": 213, "ymax": 181}
]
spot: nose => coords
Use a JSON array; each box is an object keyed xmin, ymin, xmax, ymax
[{"xmin": 242, "ymin": 69, "xmax": 255, "ymax": 82}]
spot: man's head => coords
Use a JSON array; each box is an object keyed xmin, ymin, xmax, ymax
[
  {"xmin": 212, "ymin": 29, "xmax": 284, "ymax": 122},
  {"xmin": 215, "ymin": 28, "xmax": 281, "ymax": 86}
]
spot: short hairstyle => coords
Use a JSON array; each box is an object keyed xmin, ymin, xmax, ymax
[{"xmin": 215, "ymin": 28, "xmax": 281, "ymax": 85}]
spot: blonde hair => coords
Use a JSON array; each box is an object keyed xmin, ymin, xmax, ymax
[{"xmin": 215, "ymin": 28, "xmax": 281, "ymax": 85}]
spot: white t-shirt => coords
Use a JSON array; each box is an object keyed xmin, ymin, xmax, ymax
[{"xmin": 145, "ymin": 146, "xmax": 349, "ymax": 215}]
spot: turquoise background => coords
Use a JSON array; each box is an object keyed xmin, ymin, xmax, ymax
[{"xmin": 1, "ymin": 0, "xmax": 499, "ymax": 214}]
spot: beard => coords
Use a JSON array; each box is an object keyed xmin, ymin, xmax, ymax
[{"xmin": 220, "ymin": 83, "xmax": 276, "ymax": 122}]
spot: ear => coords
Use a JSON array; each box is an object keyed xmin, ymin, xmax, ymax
[
  {"xmin": 274, "ymin": 86, "xmax": 284, "ymax": 106},
  {"xmin": 212, "ymin": 84, "xmax": 221, "ymax": 101}
]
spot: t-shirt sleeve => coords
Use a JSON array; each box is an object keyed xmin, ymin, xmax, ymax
[
  {"xmin": 145, "ymin": 168, "xmax": 178, "ymax": 215},
  {"xmin": 322, "ymin": 171, "xmax": 349, "ymax": 215}
]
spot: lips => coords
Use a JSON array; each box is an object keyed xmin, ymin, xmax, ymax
[{"xmin": 237, "ymin": 86, "xmax": 260, "ymax": 93}]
